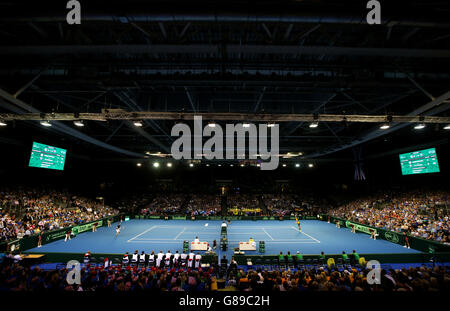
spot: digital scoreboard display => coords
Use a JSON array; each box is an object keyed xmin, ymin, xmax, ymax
[
  {"xmin": 399, "ymin": 148, "xmax": 440, "ymax": 175},
  {"xmin": 28, "ymin": 142, "xmax": 67, "ymax": 170}
]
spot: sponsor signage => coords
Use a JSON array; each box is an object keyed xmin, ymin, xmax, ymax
[
  {"xmin": 72, "ymin": 220, "xmax": 103, "ymax": 235},
  {"xmin": 384, "ymin": 231, "xmax": 400, "ymax": 244},
  {"xmin": 345, "ymin": 221, "xmax": 377, "ymax": 235}
]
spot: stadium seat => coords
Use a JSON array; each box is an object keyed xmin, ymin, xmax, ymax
[
  {"xmin": 279, "ymin": 257, "xmax": 287, "ymax": 269},
  {"xmin": 271, "ymin": 258, "xmax": 278, "ymax": 269},
  {"xmin": 255, "ymin": 257, "xmax": 264, "ymax": 269},
  {"xmin": 264, "ymin": 258, "xmax": 272, "ymax": 270}
]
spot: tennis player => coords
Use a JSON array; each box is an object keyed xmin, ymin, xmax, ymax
[
  {"xmin": 296, "ymin": 216, "xmax": 301, "ymax": 232},
  {"xmin": 115, "ymin": 223, "xmax": 121, "ymax": 237}
]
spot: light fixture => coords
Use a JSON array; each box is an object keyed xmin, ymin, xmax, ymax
[
  {"xmin": 309, "ymin": 121, "xmax": 319, "ymax": 128},
  {"xmin": 136, "ymin": 163, "xmax": 142, "ymax": 167},
  {"xmin": 230, "ymin": 164, "xmax": 234, "ymax": 167},
  {"xmin": 208, "ymin": 121, "xmax": 216, "ymax": 128},
  {"xmin": 414, "ymin": 123, "xmax": 425, "ymax": 130},
  {"xmin": 444, "ymin": 124, "xmax": 450, "ymax": 130},
  {"xmin": 267, "ymin": 123, "xmax": 275, "ymax": 128},
  {"xmin": 133, "ymin": 121, "xmax": 143, "ymax": 127},
  {"xmin": 240, "ymin": 164, "xmax": 244, "ymax": 167},
  {"xmin": 295, "ymin": 163, "xmax": 300, "ymax": 168},
  {"xmin": 218, "ymin": 164, "xmax": 222, "ymax": 167},
  {"xmin": 206, "ymin": 164, "xmax": 210, "ymax": 167},
  {"xmin": 0, "ymin": 121, "xmax": 7, "ymax": 127},
  {"xmin": 40, "ymin": 120, "xmax": 52, "ymax": 127},
  {"xmin": 256, "ymin": 163, "xmax": 261, "ymax": 167},
  {"xmin": 166, "ymin": 163, "xmax": 172, "ymax": 167},
  {"xmin": 189, "ymin": 163, "xmax": 194, "ymax": 167},
  {"xmin": 310, "ymin": 113, "xmax": 319, "ymax": 128},
  {"xmin": 74, "ymin": 120, "xmax": 84, "ymax": 127},
  {"xmin": 308, "ymin": 163, "xmax": 314, "ymax": 168},
  {"xmin": 380, "ymin": 115, "xmax": 392, "ymax": 130},
  {"xmin": 282, "ymin": 164, "xmax": 287, "ymax": 167},
  {"xmin": 243, "ymin": 123, "xmax": 250, "ymax": 128}
]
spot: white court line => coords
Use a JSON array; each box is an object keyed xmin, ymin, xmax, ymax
[
  {"xmin": 133, "ymin": 239, "xmax": 316, "ymax": 243},
  {"xmin": 174, "ymin": 227, "xmax": 187, "ymax": 240},
  {"xmin": 128, "ymin": 241, "xmax": 182, "ymax": 244},
  {"xmin": 129, "ymin": 240, "xmax": 318, "ymax": 244},
  {"xmin": 229, "ymin": 240, "xmax": 318, "ymax": 244},
  {"xmin": 135, "ymin": 239, "xmax": 189, "ymax": 242},
  {"xmin": 127, "ymin": 226, "xmax": 158, "ymax": 242},
  {"xmin": 290, "ymin": 226, "xmax": 321, "ymax": 243},
  {"xmin": 262, "ymin": 228, "xmax": 274, "ymax": 240},
  {"xmin": 229, "ymin": 226, "xmax": 297, "ymax": 229}
]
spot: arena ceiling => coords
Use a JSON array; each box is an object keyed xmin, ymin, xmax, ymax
[{"xmin": 0, "ymin": 0, "xmax": 449, "ymax": 163}]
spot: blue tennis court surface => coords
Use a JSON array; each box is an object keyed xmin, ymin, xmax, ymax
[{"xmin": 27, "ymin": 219, "xmax": 419, "ymax": 257}]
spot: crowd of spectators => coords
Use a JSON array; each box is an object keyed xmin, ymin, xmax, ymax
[
  {"xmin": 140, "ymin": 195, "xmax": 186, "ymax": 215},
  {"xmin": 185, "ymin": 195, "xmax": 221, "ymax": 216},
  {"xmin": 0, "ymin": 260, "xmax": 448, "ymax": 292},
  {"xmin": 0, "ymin": 189, "xmax": 119, "ymax": 242},
  {"xmin": 227, "ymin": 194, "xmax": 261, "ymax": 216},
  {"xmin": 263, "ymin": 194, "xmax": 300, "ymax": 216},
  {"xmin": 331, "ymin": 191, "xmax": 449, "ymax": 244}
]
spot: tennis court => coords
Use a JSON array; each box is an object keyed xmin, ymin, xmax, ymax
[{"xmin": 27, "ymin": 219, "xmax": 419, "ymax": 258}]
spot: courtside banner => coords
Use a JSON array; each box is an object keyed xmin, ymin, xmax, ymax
[
  {"xmin": 172, "ymin": 216, "xmax": 187, "ymax": 220},
  {"xmin": 72, "ymin": 220, "xmax": 103, "ymax": 235},
  {"xmin": 345, "ymin": 221, "xmax": 377, "ymax": 235},
  {"xmin": 45, "ymin": 230, "xmax": 67, "ymax": 242}
]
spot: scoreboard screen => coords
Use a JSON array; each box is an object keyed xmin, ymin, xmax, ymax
[
  {"xmin": 28, "ymin": 142, "xmax": 67, "ymax": 170},
  {"xmin": 399, "ymin": 148, "xmax": 440, "ymax": 175}
]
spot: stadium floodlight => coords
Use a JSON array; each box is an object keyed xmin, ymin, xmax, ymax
[
  {"xmin": 444, "ymin": 124, "xmax": 450, "ymax": 130},
  {"xmin": 243, "ymin": 123, "xmax": 250, "ymax": 128},
  {"xmin": 414, "ymin": 123, "xmax": 425, "ymax": 130},
  {"xmin": 74, "ymin": 120, "xmax": 84, "ymax": 127},
  {"xmin": 0, "ymin": 121, "xmax": 7, "ymax": 126},
  {"xmin": 380, "ymin": 123, "xmax": 390, "ymax": 130},
  {"xmin": 40, "ymin": 120, "xmax": 52, "ymax": 127},
  {"xmin": 295, "ymin": 163, "xmax": 300, "ymax": 168},
  {"xmin": 310, "ymin": 113, "xmax": 319, "ymax": 128},
  {"xmin": 136, "ymin": 163, "xmax": 142, "ymax": 167},
  {"xmin": 308, "ymin": 163, "xmax": 314, "ymax": 168},
  {"xmin": 133, "ymin": 120, "xmax": 143, "ymax": 127}
]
